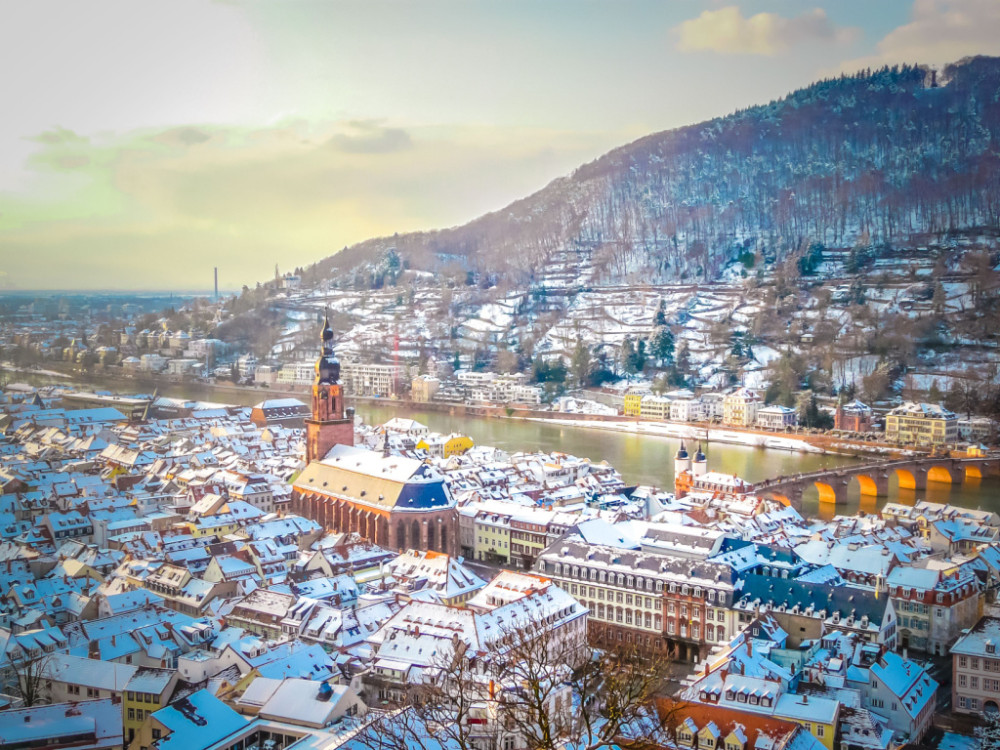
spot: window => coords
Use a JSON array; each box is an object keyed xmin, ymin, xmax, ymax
[
  {"xmin": 152, "ymin": 729, "xmax": 161, "ymax": 740},
  {"xmin": 817, "ymin": 726, "xmax": 825, "ymax": 737},
  {"xmin": 959, "ymin": 656, "xmax": 968, "ymax": 668},
  {"xmin": 128, "ymin": 708, "xmax": 135, "ymax": 720}
]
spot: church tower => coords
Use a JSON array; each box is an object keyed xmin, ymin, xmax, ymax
[{"xmin": 305, "ymin": 314, "xmax": 354, "ymax": 463}]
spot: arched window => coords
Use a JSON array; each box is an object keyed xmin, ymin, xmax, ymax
[{"xmin": 427, "ymin": 523, "xmax": 436, "ymax": 551}]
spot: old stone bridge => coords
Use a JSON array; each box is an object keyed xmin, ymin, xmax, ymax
[{"xmin": 754, "ymin": 455, "xmax": 1000, "ymax": 508}]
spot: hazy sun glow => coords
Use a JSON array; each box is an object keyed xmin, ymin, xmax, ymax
[{"xmin": 2, "ymin": 0, "xmax": 999, "ymax": 290}]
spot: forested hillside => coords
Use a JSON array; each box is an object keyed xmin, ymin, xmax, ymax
[{"xmin": 309, "ymin": 56, "xmax": 1000, "ymax": 286}]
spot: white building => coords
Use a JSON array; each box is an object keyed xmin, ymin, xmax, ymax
[
  {"xmin": 340, "ymin": 362, "xmax": 405, "ymax": 397},
  {"xmin": 277, "ymin": 361, "xmax": 315, "ymax": 386},
  {"xmin": 237, "ymin": 354, "xmax": 258, "ymax": 379},
  {"xmin": 756, "ymin": 405, "xmax": 797, "ymax": 430},
  {"xmin": 166, "ymin": 358, "xmax": 201, "ymax": 376},
  {"xmin": 139, "ymin": 353, "xmax": 168, "ymax": 372}
]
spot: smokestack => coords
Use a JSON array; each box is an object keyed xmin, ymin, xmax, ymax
[{"xmin": 214, "ymin": 267, "xmax": 219, "ymax": 301}]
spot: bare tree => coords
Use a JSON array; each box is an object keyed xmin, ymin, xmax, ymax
[
  {"xmin": 355, "ymin": 622, "xmax": 678, "ymax": 750},
  {"xmin": 4, "ymin": 651, "xmax": 53, "ymax": 707}
]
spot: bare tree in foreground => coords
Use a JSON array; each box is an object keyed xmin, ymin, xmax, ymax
[
  {"xmin": 355, "ymin": 622, "xmax": 680, "ymax": 750},
  {"xmin": 3, "ymin": 651, "xmax": 53, "ymax": 707}
]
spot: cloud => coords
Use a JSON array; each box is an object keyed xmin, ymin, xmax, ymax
[
  {"xmin": 328, "ymin": 120, "xmax": 413, "ymax": 154},
  {"xmin": 0, "ymin": 119, "xmax": 619, "ymax": 290},
  {"xmin": 838, "ymin": 0, "xmax": 1000, "ymax": 72},
  {"xmin": 156, "ymin": 127, "xmax": 214, "ymax": 147},
  {"xmin": 30, "ymin": 127, "xmax": 88, "ymax": 146},
  {"xmin": 675, "ymin": 6, "xmax": 856, "ymax": 56}
]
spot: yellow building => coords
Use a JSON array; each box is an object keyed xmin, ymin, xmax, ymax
[
  {"xmin": 474, "ymin": 510, "xmax": 511, "ymax": 563},
  {"xmin": 722, "ymin": 387, "xmax": 761, "ymax": 427},
  {"xmin": 179, "ymin": 517, "xmax": 239, "ymax": 539},
  {"xmin": 623, "ymin": 391, "xmax": 644, "ymax": 417},
  {"xmin": 123, "ymin": 668, "xmax": 178, "ymax": 747},
  {"xmin": 443, "ymin": 434, "xmax": 474, "ymax": 457},
  {"xmin": 639, "ymin": 394, "xmax": 671, "ymax": 421},
  {"xmin": 411, "ymin": 375, "xmax": 440, "ymax": 403},
  {"xmin": 885, "ymin": 402, "xmax": 958, "ymax": 446}
]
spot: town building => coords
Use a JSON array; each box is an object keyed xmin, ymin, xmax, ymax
[
  {"xmin": 835, "ymin": 399, "xmax": 874, "ymax": 432},
  {"xmin": 756, "ymin": 405, "xmax": 797, "ymax": 430},
  {"xmin": 0, "ymin": 699, "xmax": 124, "ymax": 750},
  {"xmin": 292, "ymin": 319, "xmax": 458, "ymax": 554},
  {"xmin": 885, "ymin": 402, "xmax": 958, "ymax": 446},
  {"xmin": 410, "ymin": 375, "xmax": 440, "ymax": 402},
  {"xmin": 950, "ymin": 615, "xmax": 1000, "ymax": 715},
  {"xmin": 249, "ymin": 398, "xmax": 311, "ymax": 428},
  {"xmin": 722, "ymin": 388, "xmax": 761, "ymax": 427},
  {"xmin": 340, "ymin": 361, "xmax": 405, "ymax": 397}
]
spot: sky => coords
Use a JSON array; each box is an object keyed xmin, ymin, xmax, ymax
[{"xmin": 2, "ymin": 0, "xmax": 1000, "ymax": 291}]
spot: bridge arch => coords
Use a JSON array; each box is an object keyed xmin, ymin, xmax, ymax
[
  {"xmin": 966, "ymin": 465, "xmax": 984, "ymax": 480},
  {"xmin": 895, "ymin": 468, "xmax": 918, "ymax": 490},
  {"xmin": 814, "ymin": 481, "xmax": 838, "ymax": 504},
  {"xmin": 770, "ymin": 493, "xmax": 792, "ymax": 508},
  {"xmin": 852, "ymin": 473, "xmax": 885, "ymax": 497},
  {"xmin": 926, "ymin": 465, "xmax": 955, "ymax": 484}
]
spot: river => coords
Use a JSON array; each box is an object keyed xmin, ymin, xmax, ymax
[{"xmin": 9, "ymin": 373, "xmax": 1000, "ymax": 518}]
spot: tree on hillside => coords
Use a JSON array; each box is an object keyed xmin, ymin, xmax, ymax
[
  {"xmin": 653, "ymin": 300, "xmax": 667, "ymax": 327},
  {"xmin": 652, "ymin": 327, "xmax": 675, "ymax": 366},
  {"xmin": 571, "ymin": 340, "xmax": 592, "ymax": 388},
  {"xmin": 620, "ymin": 337, "xmax": 637, "ymax": 376}
]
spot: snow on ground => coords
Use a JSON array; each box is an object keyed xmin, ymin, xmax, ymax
[
  {"xmin": 1, "ymin": 363, "xmax": 72, "ymax": 378},
  {"xmin": 526, "ymin": 417, "xmax": 824, "ymax": 453}
]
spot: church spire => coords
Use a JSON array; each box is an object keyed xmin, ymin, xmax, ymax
[{"xmin": 315, "ymin": 310, "xmax": 340, "ymax": 385}]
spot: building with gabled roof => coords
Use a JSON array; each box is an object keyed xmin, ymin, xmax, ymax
[
  {"xmin": 654, "ymin": 698, "xmax": 825, "ymax": 750},
  {"xmin": 0, "ymin": 698, "xmax": 124, "ymax": 750},
  {"xmin": 386, "ymin": 548, "xmax": 486, "ymax": 605},
  {"xmin": 951, "ymin": 615, "xmax": 1000, "ymax": 716}
]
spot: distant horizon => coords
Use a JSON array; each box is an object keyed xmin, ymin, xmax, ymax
[{"xmin": 0, "ymin": 289, "xmax": 229, "ymax": 297}]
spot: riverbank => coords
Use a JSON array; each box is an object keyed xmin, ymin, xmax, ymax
[
  {"xmin": 6, "ymin": 365, "xmax": 900, "ymax": 458},
  {"xmin": 523, "ymin": 417, "xmax": 828, "ymax": 454}
]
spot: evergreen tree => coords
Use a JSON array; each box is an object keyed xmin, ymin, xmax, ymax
[
  {"xmin": 632, "ymin": 340, "xmax": 647, "ymax": 373},
  {"xmin": 571, "ymin": 341, "xmax": 592, "ymax": 387},
  {"xmin": 932, "ymin": 280, "xmax": 946, "ymax": 316},
  {"xmin": 652, "ymin": 326, "xmax": 675, "ymax": 365},
  {"xmin": 620, "ymin": 337, "xmax": 637, "ymax": 375},
  {"xmin": 653, "ymin": 300, "xmax": 667, "ymax": 327}
]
